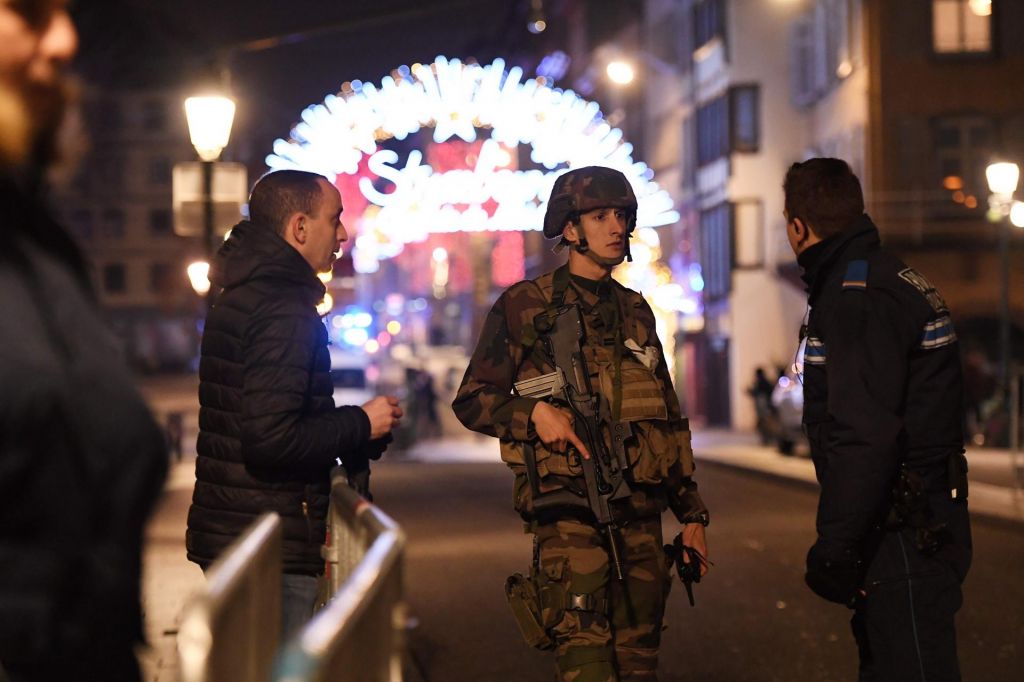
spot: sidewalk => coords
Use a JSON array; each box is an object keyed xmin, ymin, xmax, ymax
[
  {"xmin": 692, "ymin": 429, "xmax": 1024, "ymax": 525},
  {"xmin": 400, "ymin": 429, "xmax": 1024, "ymax": 524},
  {"xmin": 136, "ymin": 374, "xmax": 204, "ymax": 682}
]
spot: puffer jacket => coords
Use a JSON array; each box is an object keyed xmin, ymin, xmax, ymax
[
  {"xmin": 1, "ymin": 176, "xmax": 167, "ymax": 677},
  {"xmin": 185, "ymin": 221, "xmax": 371, "ymax": 575}
]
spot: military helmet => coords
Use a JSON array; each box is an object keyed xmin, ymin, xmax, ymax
[{"xmin": 542, "ymin": 166, "xmax": 638, "ymax": 239}]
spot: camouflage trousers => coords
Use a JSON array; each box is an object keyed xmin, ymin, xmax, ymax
[{"xmin": 533, "ymin": 515, "xmax": 671, "ymax": 682}]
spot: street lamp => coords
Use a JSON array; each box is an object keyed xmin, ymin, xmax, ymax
[
  {"xmin": 184, "ymin": 94, "xmax": 236, "ymax": 304},
  {"xmin": 606, "ymin": 60, "xmax": 636, "ymax": 86},
  {"xmin": 186, "ymin": 261, "xmax": 212, "ymax": 296},
  {"xmin": 986, "ymin": 160, "xmax": 1020, "ymax": 426},
  {"xmin": 526, "ymin": 0, "xmax": 547, "ymax": 34}
]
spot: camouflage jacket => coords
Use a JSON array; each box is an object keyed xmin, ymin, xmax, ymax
[{"xmin": 453, "ymin": 265, "xmax": 708, "ymax": 523}]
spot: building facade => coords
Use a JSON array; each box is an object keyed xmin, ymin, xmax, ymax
[
  {"xmin": 642, "ymin": 0, "xmax": 1024, "ymax": 430},
  {"xmin": 53, "ymin": 88, "xmax": 203, "ymax": 371}
]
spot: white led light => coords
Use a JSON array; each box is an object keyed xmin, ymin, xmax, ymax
[{"xmin": 267, "ymin": 56, "xmax": 680, "ymax": 271}]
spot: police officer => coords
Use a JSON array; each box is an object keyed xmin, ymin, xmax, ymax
[
  {"xmin": 453, "ymin": 166, "xmax": 710, "ymax": 681},
  {"xmin": 784, "ymin": 158, "xmax": 971, "ymax": 681}
]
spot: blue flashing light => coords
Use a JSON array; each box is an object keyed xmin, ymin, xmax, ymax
[
  {"xmin": 342, "ymin": 328, "xmax": 369, "ymax": 347},
  {"xmin": 689, "ymin": 264, "xmax": 705, "ymax": 293}
]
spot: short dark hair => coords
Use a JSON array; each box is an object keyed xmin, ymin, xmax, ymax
[
  {"xmin": 783, "ymin": 158, "xmax": 864, "ymax": 238},
  {"xmin": 248, "ymin": 170, "xmax": 328, "ymax": 236}
]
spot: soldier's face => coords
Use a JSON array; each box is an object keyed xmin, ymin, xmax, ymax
[
  {"xmin": 0, "ymin": 1, "xmax": 76, "ymax": 167},
  {"xmin": 572, "ymin": 207, "xmax": 629, "ymax": 261}
]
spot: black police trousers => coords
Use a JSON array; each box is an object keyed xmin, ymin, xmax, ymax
[{"xmin": 852, "ymin": 509, "xmax": 971, "ymax": 682}]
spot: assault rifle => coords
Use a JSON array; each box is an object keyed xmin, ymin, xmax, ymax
[{"xmin": 514, "ymin": 304, "xmax": 632, "ymax": 580}]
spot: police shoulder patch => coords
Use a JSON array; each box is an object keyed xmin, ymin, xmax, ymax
[
  {"xmin": 898, "ymin": 268, "xmax": 949, "ymax": 313},
  {"xmin": 804, "ymin": 337, "xmax": 827, "ymax": 365},
  {"xmin": 920, "ymin": 315, "xmax": 957, "ymax": 350},
  {"xmin": 842, "ymin": 260, "xmax": 868, "ymax": 290}
]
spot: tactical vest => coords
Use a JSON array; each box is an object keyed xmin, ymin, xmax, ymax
[{"xmin": 499, "ymin": 267, "xmax": 695, "ymax": 518}]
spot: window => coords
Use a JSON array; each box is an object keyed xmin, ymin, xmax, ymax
[
  {"xmin": 149, "ymin": 208, "xmax": 172, "ymax": 234},
  {"xmin": 932, "ymin": 116, "xmax": 995, "ymax": 195},
  {"xmin": 729, "ymin": 86, "xmax": 760, "ymax": 153},
  {"xmin": 932, "ymin": 0, "xmax": 992, "ymax": 54},
  {"xmin": 790, "ymin": 0, "xmax": 857, "ymax": 107},
  {"xmin": 92, "ymin": 98, "xmax": 123, "ymax": 133},
  {"xmin": 699, "ymin": 203, "xmax": 732, "ymax": 302},
  {"xmin": 696, "ymin": 87, "xmax": 759, "ymax": 166},
  {"xmin": 141, "ymin": 99, "xmax": 166, "ymax": 132},
  {"xmin": 149, "ymin": 157, "xmax": 171, "ymax": 186},
  {"xmin": 696, "ymin": 95, "xmax": 728, "ymax": 167},
  {"xmin": 149, "ymin": 263, "xmax": 172, "ymax": 293},
  {"xmin": 693, "ymin": 0, "xmax": 726, "ymax": 52},
  {"xmin": 100, "ymin": 208, "xmax": 125, "ymax": 239},
  {"xmin": 103, "ymin": 264, "xmax": 126, "ymax": 293},
  {"xmin": 71, "ymin": 209, "xmax": 93, "ymax": 240},
  {"xmin": 95, "ymin": 155, "xmax": 124, "ymax": 187},
  {"xmin": 650, "ymin": 2, "xmax": 689, "ymax": 73},
  {"xmin": 682, "ymin": 114, "xmax": 697, "ymax": 188}
]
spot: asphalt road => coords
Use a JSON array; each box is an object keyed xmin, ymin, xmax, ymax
[{"xmin": 369, "ymin": 459, "xmax": 1024, "ymax": 682}]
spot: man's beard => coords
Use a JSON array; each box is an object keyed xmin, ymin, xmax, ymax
[{"xmin": 0, "ymin": 74, "xmax": 73, "ymax": 176}]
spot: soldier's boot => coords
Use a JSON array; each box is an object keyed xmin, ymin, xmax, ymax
[
  {"xmin": 614, "ymin": 646, "xmax": 659, "ymax": 681},
  {"xmin": 557, "ymin": 645, "xmax": 617, "ymax": 682}
]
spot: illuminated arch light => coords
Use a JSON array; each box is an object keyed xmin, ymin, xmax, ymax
[{"xmin": 267, "ymin": 56, "xmax": 680, "ymax": 271}]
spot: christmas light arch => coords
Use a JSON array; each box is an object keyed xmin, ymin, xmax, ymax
[{"xmin": 266, "ymin": 56, "xmax": 681, "ymax": 274}]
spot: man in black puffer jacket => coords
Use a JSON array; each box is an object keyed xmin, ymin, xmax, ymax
[{"xmin": 185, "ymin": 170, "xmax": 402, "ymax": 639}]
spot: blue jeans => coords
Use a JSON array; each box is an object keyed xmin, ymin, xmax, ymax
[{"xmin": 281, "ymin": 573, "xmax": 320, "ymax": 642}]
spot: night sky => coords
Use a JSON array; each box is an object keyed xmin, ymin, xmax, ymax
[{"xmin": 70, "ymin": 0, "xmax": 571, "ymax": 163}]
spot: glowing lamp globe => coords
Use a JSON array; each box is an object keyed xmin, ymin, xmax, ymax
[
  {"xmin": 185, "ymin": 96, "xmax": 236, "ymax": 162},
  {"xmin": 985, "ymin": 162, "xmax": 1019, "ymax": 198}
]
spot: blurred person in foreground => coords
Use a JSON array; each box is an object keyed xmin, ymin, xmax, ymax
[
  {"xmin": 185, "ymin": 170, "xmax": 402, "ymax": 640},
  {"xmin": 454, "ymin": 166, "xmax": 709, "ymax": 681},
  {"xmin": 785, "ymin": 158, "xmax": 971, "ymax": 681},
  {"xmin": 0, "ymin": 1, "xmax": 168, "ymax": 679}
]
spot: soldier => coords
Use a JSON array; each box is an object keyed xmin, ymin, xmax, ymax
[
  {"xmin": 784, "ymin": 159, "xmax": 972, "ymax": 680},
  {"xmin": 453, "ymin": 166, "xmax": 710, "ymax": 681}
]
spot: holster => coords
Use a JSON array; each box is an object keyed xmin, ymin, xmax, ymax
[
  {"xmin": 504, "ymin": 573, "xmax": 557, "ymax": 650},
  {"xmin": 887, "ymin": 451, "xmax": 966, "ymax": 554}
]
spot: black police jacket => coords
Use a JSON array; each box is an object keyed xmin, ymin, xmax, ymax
[
  {"xmin": 185, "ymin": 221, "xmax": 376, "ymax": 575},
  {"xmin": 798, "ymin": 215, "xmax": 966, "ymax": 555}
]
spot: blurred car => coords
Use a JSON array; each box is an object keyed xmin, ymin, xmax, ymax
[
  {"xmin": 328, "ymin": 347, "xmax": 375, "ymax": 407},
  {"xmin": 771, "ymin": 369, "xmax": 806, "ymax": 456}
]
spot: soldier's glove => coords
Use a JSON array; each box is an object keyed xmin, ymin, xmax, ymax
[{"xmin": 805, "ymin": 541, "xmax": 864, "ymax": 608}]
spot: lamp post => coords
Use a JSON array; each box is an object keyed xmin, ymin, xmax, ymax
[
  {"xmin": 184, "ymin": 95, "xmax": 236, "ymax": 306},
  {"xmin": 985, "ymin": 161, "xmax": 1020, "ymax": 424}
]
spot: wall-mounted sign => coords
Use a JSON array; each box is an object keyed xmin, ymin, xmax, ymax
[{"xmin": 268, "ymin": 56, "xmax": 680, "ymax": 272}]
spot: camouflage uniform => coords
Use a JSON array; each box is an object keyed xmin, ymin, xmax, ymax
[{"xmin": 454, "ymin": 169, "xmax": 708, "ymax": 681}]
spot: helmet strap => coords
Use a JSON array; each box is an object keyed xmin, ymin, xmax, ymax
[{"xmin": 575, "ymin": 242, "xmax": 625, "ymax": 268}]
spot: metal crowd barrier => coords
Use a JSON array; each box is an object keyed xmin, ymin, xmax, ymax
[
  {"xmin": 274, "ymin": 467, "xmax": 407, "ymax": 682},
  {"xmin": 177, "ymin": 513, "xmax": 283, "ymax": 682}
]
